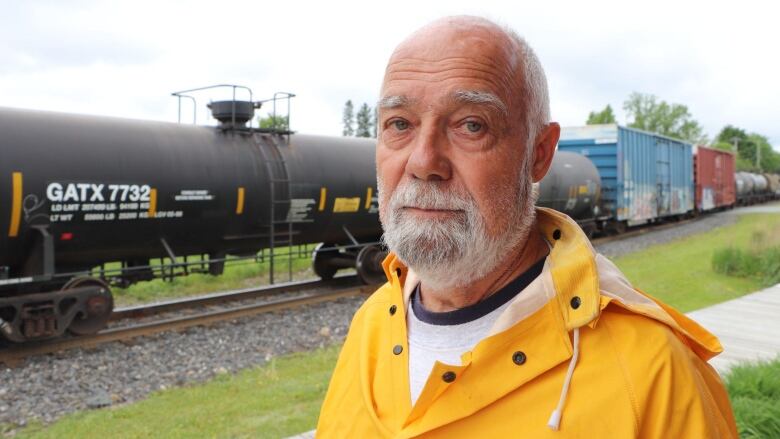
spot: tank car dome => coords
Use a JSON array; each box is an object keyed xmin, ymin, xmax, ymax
[{"xmin": 207, "ymin": 100, "xmax": 258, "ymax": 128}]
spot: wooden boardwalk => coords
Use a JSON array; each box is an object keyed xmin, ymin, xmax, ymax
[{"xmin": 687, "ymin": 282, "xmax": 780, "ymax": 374}]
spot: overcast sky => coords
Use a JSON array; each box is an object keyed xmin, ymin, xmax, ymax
[{"xmin": 1, "ymin": 0, "xmax": 778, "ymax": 149}]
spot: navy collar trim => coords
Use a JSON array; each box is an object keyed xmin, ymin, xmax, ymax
[{"xmin": 411, "ymin": 257, "xmax": 546, "ymax": 326}]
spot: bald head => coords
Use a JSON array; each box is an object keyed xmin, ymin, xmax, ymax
[
  {"xmin": 389, "ymin": 16, "xmax": 522, "ymax": 72},
  {"xmin": 381, "ymin": 16, "xmax": 550, "ymax": 146}
]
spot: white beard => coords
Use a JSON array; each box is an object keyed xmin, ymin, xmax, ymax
[{"xmin": 378, "ymin": 159, "xmax": 537, "ymax": 291}]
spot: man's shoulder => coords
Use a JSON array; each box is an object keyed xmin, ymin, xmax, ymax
[
  {"xmin": 593, "ymin": 294, "xmax": 736, "ymax": 436},
  {"xmin": 597, "ymin": 302, "xmax": 695, "ymax": 363},
  {"xmin": 592, "ymin": 302, "xmax": 719, "ymax": 403}
]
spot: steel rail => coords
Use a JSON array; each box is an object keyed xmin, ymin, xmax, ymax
[
  {"xmin": 110, "ymin": 274, "xmax": 361, "ymax": 321},
  {"xmin": 590, "ymin": 217, "xmax": 700, "ymax": 246},
  {"xmin": 0, "ymin": 283, "xmax": 375, "ymax": 367}
]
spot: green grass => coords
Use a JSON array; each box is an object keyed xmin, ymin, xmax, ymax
[
  {"xmin": 612, "ymin": 213, "xmax": 780, "ymax": 312},
  {"xmin": 107, "ymin": 245, "xmax": 319, "ymax": 306},
  {"xmin": 16, "ymin": 347, "xmax": 780, "ymax": 439},
  {"xmin": 14, "ymin": 345, "xmax": 342, "ymax": 439},
  {"xmin": 712, "ymin": 244, "xmax": 780, "ymax": 287},
  {"xmin": 725, "ymin": 356, "xmax": 780, "ymax": 438}
]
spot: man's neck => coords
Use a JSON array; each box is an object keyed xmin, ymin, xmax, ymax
[{"xmin": 418, "ymin": 227, "xmax": 549, "ymax": 313}]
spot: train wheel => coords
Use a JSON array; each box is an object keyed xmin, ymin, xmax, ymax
[
  {"xmin": 63, "ymin": 277, "xmax": 114, "ymax": 336},
  {"xmin": 312, "ymin": 243, "xmax": 339, "ymax": 280},
  {"xmin": 356, "ymin": 245, "xmax": 388, "ymax": 285}
]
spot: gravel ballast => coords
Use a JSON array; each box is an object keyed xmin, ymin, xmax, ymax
[
  {"xmin": 594, "ymin": 211, "xmax": 739, "ymax": 258},
  {"xmin": 0, "ymin": 296, "xmax": 365, "ymax": 431}
]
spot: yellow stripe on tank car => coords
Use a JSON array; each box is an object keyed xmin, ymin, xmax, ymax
[
  {"xmin": 148, "ymin": 188, "xmax": 157, "ymax": 218},
  {"xmin": 364, "ymin": 187, "xmax": 373, "ymax": 210},
  {"xmin": 236, "ymin": 187, "xmax": 245, "ymax": 215},
  {"xmin": 8, "ymin": 172, "xmax": 22, "ymax": 237},
  {"xmin": 319, "ymin": 187, "xmax": 327, "ymax": 211},
  {"xmin": 333, "ymin": 197, "xmax": 361, "ymax": 213}
]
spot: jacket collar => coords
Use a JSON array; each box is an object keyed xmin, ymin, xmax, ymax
[
  {"xmin": 375, "ymin": 207, "xmax": 722, "ymax": 435},
  {"xmin": 381, "ymin": 207, "xmax": 601, "ymax": 331},
  {"xmin": 378, "ymin": 208, "xmax": 589, "ymax": 433}
]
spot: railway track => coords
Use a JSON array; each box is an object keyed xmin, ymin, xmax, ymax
[
  {"xmin": 0, "ymin": 215, "xmax": 722, "ymax": 366},
  {"xmin": 110, "ymin": 274, "xmax": 364, "ymax": 321},
  {"xmin": 590, "ymin": 216, "xmax": 700, "ymax": 246},
  {"xmin": 0, "ymin": 276, "xmax": 376, "ymax": 367}
]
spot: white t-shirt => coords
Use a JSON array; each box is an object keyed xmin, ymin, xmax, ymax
[
  {"xmin": 407, "ymin": 293, "xmax": 516, "ymax": 404},
  {"xmin": 405, "ymin": 257, "xmax": 546, "ymax": 405}
]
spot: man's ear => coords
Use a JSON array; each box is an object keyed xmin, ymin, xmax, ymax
[{"xmin": 530, "ymin": 122, "xmax": 560, "ymax": 183}]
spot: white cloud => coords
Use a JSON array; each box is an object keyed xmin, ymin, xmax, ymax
[{"xmin": 1, "ymin": 0, "xmax": 778, "ymax": 150}]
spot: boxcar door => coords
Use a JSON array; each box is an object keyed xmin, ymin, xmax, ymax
[
  {"xmin": 714, "ymin": 154, "xmax": 723, "ymax": 207},
  {"xmin": 656, "ymin": 139, "xmax": 671, "ymax": 216}
]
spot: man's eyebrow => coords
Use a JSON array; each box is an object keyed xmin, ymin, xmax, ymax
[
  {"xmin": 377, "ymin": 95, "xmax": 411, "ymax": 109},
  {"xmin": 451, "ymin": 90, "xmax": 508, "ymax": 117}
]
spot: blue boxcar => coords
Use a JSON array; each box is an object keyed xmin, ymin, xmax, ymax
[{"xmin": 557, "ymin": 124, "xmax": 694, "ymax": 225}]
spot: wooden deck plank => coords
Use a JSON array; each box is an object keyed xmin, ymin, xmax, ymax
[{"xmin": 687, "ymin": 283, "xmax": 780, "ymax": 374}]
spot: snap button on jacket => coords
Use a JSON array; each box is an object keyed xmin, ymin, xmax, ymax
[{"xmin": 316, "ymin": 208, "xmax": 738, "ymax": 438}]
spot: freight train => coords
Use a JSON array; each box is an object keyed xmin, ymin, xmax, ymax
[
  {"xmin": 558, "ymin": 124, "xmax": 780, "ymax": 233},
  {"xmin": 0, "ymin": 93, "xmax": 606, "ymax": 343},
  {"xmin": 0, "ymin": 101, "xmax": 775, "ymax": 343}
]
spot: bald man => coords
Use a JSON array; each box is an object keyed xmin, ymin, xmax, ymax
[{"xmin": 316, "ymin": 16, "xmax": 737, "ymax": 438}]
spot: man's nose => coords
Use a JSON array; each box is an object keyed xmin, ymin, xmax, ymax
[{"xmin": 406, "ymin": 124, "xmax": 452, "ymax": 181}]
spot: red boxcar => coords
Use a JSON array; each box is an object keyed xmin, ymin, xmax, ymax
[{"xmin": 694, "ymin": 145, "xmax": 736, "ymax": 211}]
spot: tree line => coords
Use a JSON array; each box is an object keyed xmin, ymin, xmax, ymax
[
  {"xmin": 587, "ymin": 92, "xmax": 779, "ymax": 173},
  {"xmin": 342, "ymin": 100, "xmax": 377, "ymax": 138}
]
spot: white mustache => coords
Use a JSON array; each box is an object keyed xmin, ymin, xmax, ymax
[{"xmin": 389, "ymin": 180, "xmax": 474, "ymax": 212}]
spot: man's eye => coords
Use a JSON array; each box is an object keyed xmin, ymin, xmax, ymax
[
  {"xmin": 465, "ymin": 121, "xmax": 482, "ymax": 133},
  {"xmin": 392, "ymin": 120, "xmax": 409, "ymax": 130}
]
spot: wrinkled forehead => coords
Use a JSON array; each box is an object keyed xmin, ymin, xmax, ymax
[
  {"xmin": 389, "ymin": 19, "xmax": 519, "ymax": 66},
  {"xmin": 381, "ymin": 25, "xmax": 521, "ymax": 109}
]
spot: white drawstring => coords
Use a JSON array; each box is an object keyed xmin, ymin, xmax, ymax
[{"xmin": 547, "ymin": 327, "xmax": 580, "ymax": 431}]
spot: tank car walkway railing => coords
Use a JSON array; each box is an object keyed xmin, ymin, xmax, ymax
[{"xmin": 686, "ymin": 282, "xmax": 780, "ymax": 374}]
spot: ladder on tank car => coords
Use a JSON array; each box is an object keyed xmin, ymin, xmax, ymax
[{"xmin": 253, "ymin": 132, "xmax": 295, "ymax": 284}]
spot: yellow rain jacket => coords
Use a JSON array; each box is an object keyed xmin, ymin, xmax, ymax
[{"xmin": 317, "ymin": 208, "xmax": 737, "ymax": 438}]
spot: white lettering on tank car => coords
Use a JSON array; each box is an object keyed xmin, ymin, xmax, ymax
[
  {"xmin": 287, "ymin": 198, "xmax": 316, "ymax": 222},
  {"xmin": 174, "ymin": 189, "xmax": 214, "ymax": 201},
  {"xmin": 0, "ymin": 277, "xmax": 34, "ymax": 286},
  {"xmin": 46, "ymin": 183, "xmax": 63, "ymax": 201},
  {"xmin": 46, "ymin": 182, "xmax": 148, "ymax": 202},
  {"xmin": 42, "ymin": 182, "xmax": 189, "ymax": 222}
]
